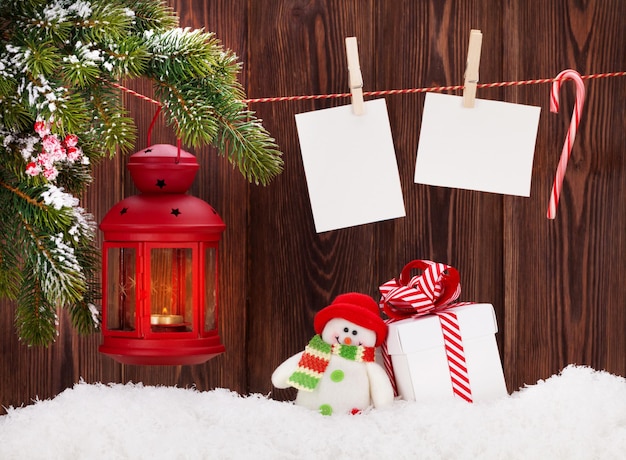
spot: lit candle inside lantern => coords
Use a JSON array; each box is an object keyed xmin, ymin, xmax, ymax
[{"xmin": 150, "ymin": 307, "xmax": 184, "ymax": 325}]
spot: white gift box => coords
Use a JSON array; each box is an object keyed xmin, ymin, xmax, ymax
[{"xmin": 385, "ymin": 303, "xmax": 508, "ymax": 402}]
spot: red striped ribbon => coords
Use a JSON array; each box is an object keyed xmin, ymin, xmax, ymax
[
  {"xmin": 379, "ymin": 323, "xmax": 397, "ymax": 395},
  {"xmin": 379, "ymin": 260, "xmax": 462, "ymax": 319},
  {"xmin": 438, "ymin": 311, "xmax": 473, "ymax": 402},
  {"xmin": 379, "ymin": 260, "xmax": 473, "ymax": 402}
]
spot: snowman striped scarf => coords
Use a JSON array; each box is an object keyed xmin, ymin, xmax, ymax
[{"xmin": 288, "ymin": 334, "xmax": 376, "ymax": 391}]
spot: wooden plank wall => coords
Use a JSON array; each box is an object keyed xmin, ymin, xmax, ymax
[{"xmin": 1, "ymin": 0, "xmax": 624, "ymax": 412}]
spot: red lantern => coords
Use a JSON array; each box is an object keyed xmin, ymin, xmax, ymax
[{"xmin": 99, "ymin": 144, "xmax": 226, "ymax": 365}]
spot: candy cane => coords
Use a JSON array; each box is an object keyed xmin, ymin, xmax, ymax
[{"xmin": 547, "ymin": 69, "xmax": 586, "ymax": 219}]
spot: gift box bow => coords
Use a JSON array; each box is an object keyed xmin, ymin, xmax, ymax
[
  {"xmin": 379, "ymin": 259, "xmax": 463, "ymax": 319},
  {"xmin": 379, "ymin": 260, "xmax": 474, "ymax": 402}
]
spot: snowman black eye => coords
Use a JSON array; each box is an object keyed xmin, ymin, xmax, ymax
[
  {"xmin": 343, "ymin": 327, "xmax": 349, "ymax": 333},
  {"xmin": 352, "ymin": 330, "xmax": 358, "ymax": 336}
]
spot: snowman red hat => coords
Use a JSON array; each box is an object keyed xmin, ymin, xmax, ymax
[{"xmin": 314, "ymin": 292, "xmax": 388, "ymax": 347}]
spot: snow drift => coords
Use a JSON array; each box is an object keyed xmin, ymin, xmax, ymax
[{"xmin": 1, "ymin": 365, "xmax": 624, "ymax": 459}]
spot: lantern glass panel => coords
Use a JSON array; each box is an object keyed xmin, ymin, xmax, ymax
[
  {"xmin": 106, "ymin": 247, "xmax": 136, "ymax": 331},
  {"xmin": 204, "ymin": 246, "xmax": 217, "ymax": 331},
  {"xmin": 150, "ymin": 248, "xmax": 193, "ymax": 332}
]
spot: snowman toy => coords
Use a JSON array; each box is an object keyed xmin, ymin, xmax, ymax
[{"xmin": 271, "ymin": 292, "xmax": 394, "ymax": 416}]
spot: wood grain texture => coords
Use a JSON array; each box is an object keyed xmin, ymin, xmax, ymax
[
  {"xmin": 502, "ymin": 0, "xmax": 626, "ymax": 390},
  {"xmin": 1, "ymin": 0, "xmax": 625, "ymax": 411},
  {"xmin": 245, "ymin": 0, "xmax": 380, "ymax": 399},
  {"xmin": 373, "ymin": 0, "xmax": 508, "ymax": 370}
]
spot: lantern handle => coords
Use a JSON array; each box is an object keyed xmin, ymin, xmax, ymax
[
  {"xmin": 147, "ymin": 105, "xmax": 182, "ymax": 164},
  {"xmin": 147, "ymin": 105, "xmax": 162, "ymax": 147}
]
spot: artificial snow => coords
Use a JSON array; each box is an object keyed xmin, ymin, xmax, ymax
[
  {"xmin": 0, "ymin": 365, "xmax": 624, "ymax": 459},
  {"xmin": 41, "ymin": 185, "xmax": 79, "ymax": 210}
]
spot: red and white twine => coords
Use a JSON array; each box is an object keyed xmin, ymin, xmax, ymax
[
  {"xmin": 241, "ymin": 71, "xmax": 624, "ymax": 104},
  {"xmin": 107, "ymin": 71, "xmax": 621, "ymax": 219},
  {"xmin": 105, "ymin": 72, "xmax": 624, "ymax": 106}
]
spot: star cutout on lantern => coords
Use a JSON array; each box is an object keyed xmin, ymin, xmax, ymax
[
  {"xmin": 156, "ymin": 179, "xmax": 166, "ymax": 188},
  {"xmin": 120, "ymin": 207, "xmax": 128, "ymax": 215},
  {"xmin": 171, "ymin": 208, "xmax": 181, "ymax": 217}
]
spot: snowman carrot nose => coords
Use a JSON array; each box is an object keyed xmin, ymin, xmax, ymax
[{"xmin": 343, "ymin": 337, "xmax": 352, "ymax": 345}]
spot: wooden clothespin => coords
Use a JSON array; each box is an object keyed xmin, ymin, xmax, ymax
[
  {"xmin": 462, "ymin": 29, "xmax": 483, "ymax": 108},
  {"xmin": 345, "ymin": 36, "xmax": 365, "ymax": 115}
]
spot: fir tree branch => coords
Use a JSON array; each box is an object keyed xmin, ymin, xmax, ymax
[
  {"xmin": 0, "ymin": 0, "xmax": 284, "ymax": 345},
  {"xmin": 99, "ymin": 36, "xmax": 150, "ymax": 79},
  {"xmin": 213, "ymin": 109, "xmax": 283, "ymax": 186},
  {"xmin": 89, "ymin": 83, "xmax": 137, "ymax": 156},
  {"xmin": 0, "ymin": 95, "xmax": 32, "ymax": 132},
  {"xmin": 21, "ymin": 217, "xmax": 87, "ymax": 305},
  {"xmin": 67, "ymin": 241, "xmax": 101, "ymax": 334},
  {"xmin": 69, "ymin": 2, "xmax": 135, "ymax": 42},
  {"xmin": 118, "ymin": 0, "xmax": 178, "ymax": 32},
  {"xmin": 0, "ymin": 221, "xmax": 22, "ymax": 301},
  {"xmin": 15, "ymin": 269, "xmax": 58, "ymax": 347},
  {"xmin": 22, "ymin": 37, "xmax": 61, "ymax": 79},
  {"xmin": 144, "ymin": 28, "xmax": 222, "ymax": 81},
  {"xmin": 0, "ymin": 179, "xmax": 45, "ymax": 208},
  {"xmin": 153, "ymin": 79, "xmax": 219, "ymax": 146}
]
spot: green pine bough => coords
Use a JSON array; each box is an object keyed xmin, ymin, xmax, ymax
[{"xmin": 0, "ymin": 0, "xmax": 283, "ymax": 346}]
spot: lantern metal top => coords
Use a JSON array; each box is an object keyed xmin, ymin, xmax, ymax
[
  {"xmin": 99, "ymin": 144, "xmax": 225, "ymax": 241},
  {"xmin": 127, "ymin": 144, "xmax": 200, "ymax": 194}
]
